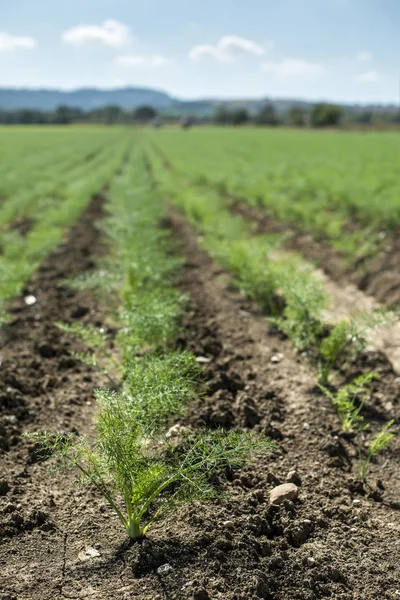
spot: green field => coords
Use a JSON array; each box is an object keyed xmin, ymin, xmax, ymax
[
  {"xmin": 1, "ymin": 125, "xmax": 399, "ymax": 600},
  {"xmin": 145, "ymin": 126, "xmax": 400, "ymax": 259}
]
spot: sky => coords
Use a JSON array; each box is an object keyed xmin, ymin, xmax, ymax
[{"xmin": 1, "ymin": 0, "xmax": 400, "ymax": 104}]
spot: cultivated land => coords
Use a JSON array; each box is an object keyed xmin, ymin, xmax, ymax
[{"xmin": 0, "ymin": 126, "xmax": 399, "ymax": 600}]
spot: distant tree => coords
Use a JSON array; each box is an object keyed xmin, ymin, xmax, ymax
[
  {"xmin": 287, "ymin": 104, "xmax": 306, "ymax": 127},
  {"xmin": 213, "ymin": 105, "xmax": 230, "ymax": 125},
  {"xmin": 355, "ymin": 110, "xmax": 373, "ymax": 124},
  {"xmin": 255, "ymin": 102, "xmax": 278, "ymax": 126},
  {"xmin": 53, "ymin": 105, "xmax": 73, "ymax": 125},
  {"xmin": 15, "ymin": 109, "xmax": 47, "ymax": 125},
  {"xmin": 133, "ymin": 105, "xmax": 157, "ymax": 122},
  {"xmin": 231, "ymin": 108, "xmax": 249, "ymax": 126},
  {"xmin": 310, "ymin": 103, "xmax": 343, "ymax": 127}
]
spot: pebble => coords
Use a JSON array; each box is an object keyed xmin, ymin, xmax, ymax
[
  {"xmin": 269, "ymin": 483, "xmax": 299, "ymax": 506},
  {"xmin": 24, "ymin": 295, "xmax": 37, "ymax": 306},
  {"xmin": 78, "ymin": 546, "xmax": 101, "ymax": 561},
  {"xmin": 270, "ymin": 353, "xmax": 284, "ymax": 363},
  {"xmin": 196, "ymin": 356, "xmax": 211, "ymax": 364},
  {"xmin": 222, "ymin": 520, "xmax": 235, "ymax": 530},
  {"xmin": 157, "ymin": 563, "xmax": 172, "ymax": 575}
]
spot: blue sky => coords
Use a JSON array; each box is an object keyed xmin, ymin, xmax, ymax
[{"xmin": 1, "ymin": 0, "xmax": 399, "ymax": 103}]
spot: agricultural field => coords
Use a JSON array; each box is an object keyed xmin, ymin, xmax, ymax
[{"xmin": 0, "ymin": 125, "xmax": 399, "ymax": 600}]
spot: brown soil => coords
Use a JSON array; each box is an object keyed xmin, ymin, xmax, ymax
[
  {"xmin": 1, "ymin": 197, "xmax": 399, "ymax": 600},
  {"xmin": 230, "ymin": 200, "xmax": 400, "ymax": 308}
]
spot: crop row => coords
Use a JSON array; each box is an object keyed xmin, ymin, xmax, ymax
[
  {"xmin": 32, "ymin": 149, "xmax": 270, "ymax": 539},
  {"xmin": 0, "ymin": 133, "xmax": 130, "ymax": 326},
  {"xmin": 145, "ymin": 127, "xmax": 400, "ymax": 261},
  {"xmin": 145, "ymin": 142, "xmax": 396, "ymax": 480}
]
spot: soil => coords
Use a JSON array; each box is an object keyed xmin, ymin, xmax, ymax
[{"xmin": 0, "ymin": 196, "xmax": 399, "ymax": 600}]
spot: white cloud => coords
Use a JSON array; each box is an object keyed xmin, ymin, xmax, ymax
[
  {"xmin": 189, "ymin": 35, "xmax": 266, "ymax": 61},
  {"xmin": 356, "ymin": 51, "xmax": 372, "ymax": 62},
  {"xmin": 356, "ymin": 70, "xmax": 381, "ymax": 83},
  {"xmin": 218, "ymin": 35, "xmax": 265, "ymax": 57},
  {"xmin": 62, "ymin": 19, "xmax": 131, "ymax": 47},
  {"xmin": 116, "ymin": 54, "xmax": 172, "ymax": 68},
  {"xmin": 0, "ymin": 32, "xmax": 37, "ymax": 52},
  {"xmin": 262, "ymin": 58, "xmax": 324, "ymax": 78}
]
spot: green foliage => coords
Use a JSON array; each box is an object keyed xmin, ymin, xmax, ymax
[
  {"xmin": 133, "ymin": 105, "xmax": 158, "ymax": 122},
  {"xmin": 145, "ymin": 127, "xmax": 400, "ymax": 259},
  {"xmin": 320, "ymin": 373, "xmax": 395, "ymax": 481},
  {"xmin": 360, "ymin": 420, "xmax": 395, "ymax": 481},
  {"xmin": 319, "ymin": 372, "xmax": 378, "ymax": 433},
  {"xmin": 56, "ymin": 322, "xmax": 119, "ymax": 386},
  {"xmin": 310, "ymin": 103, "xmax": 343, "ymax": 128},
  {"xmin": 287, "ymin": 104, "xmax": 306, "ymax": 127},
  {"xmin": 33, "ymin": 152, "xmax": 272, "ymax": 540},
  {"xmin": 318, "ymin": 320, "xmax": 356, "ymax": 385},
  {"xmin": 121, "ymin": 351, "xmax": 201, "ymax": 428},
  {"xmin": 29, "ymin": 420, "xmax": 272, "ymax": 539},
  {"xmin": 272, "ymin": 264, "xmax": 327, "ymax": 352},
  {"xmin": 0, "ymin": 128, "xmax": 130, "ymax": 327},
  {"xmin": 319, "ymin": 310, "xmax": 398, "ymax": 385},
  {"xmin": 211, "ymin": 236, "xmax": 283, "ymax": 314},
  {"xmin": 254, "ymin": 102, "xmax": 278, "ymax": 126}
]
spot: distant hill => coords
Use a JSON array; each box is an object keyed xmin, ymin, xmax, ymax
[
  {"xmin": 0, "ymin": 86, "xmax": 396, "ymax": 117},
  {"xmin": 0, "ymin": 87, "xmax": 175, "ymax": 111}
]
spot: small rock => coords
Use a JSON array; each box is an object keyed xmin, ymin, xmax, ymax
[
  {"xmin": 24, "ymin": 295, "xmax": 37, "ymax": 306},
  {"xmin": 303, "ymin": 422, "xmax": 310, "ymax": 430},
  {"xmin": 222, "ymin": 520, "xmax": 235, "ymax": 530},
  {"xmin": 269, "ymin": 483, "xmax": 298, "ymax": 506},
  {"xmin": 78, "ymin": 546, "xmax": 101, "ymax": 561},
  {"xmin": 196, "ymin": 356, "xmax": 211, "ymax": 364},
  {"xmin": 286, "ymin": 470, "xmax": 302, "ymax": 486},
  {"xmin": 157, "ymin": 563, "xmax": 172, "ymax": 575},
  {"xmin": 270, "ymin": 353, "xmax": 284, "ymax": 363}
]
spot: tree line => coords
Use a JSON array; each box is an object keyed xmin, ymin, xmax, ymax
[
  {"xmin": 0, "ymin": 101, "xmax": 399, "ymax": 128},
  {"xmin": 212, "ymin": 102, "xmax": 400, "ymax": 127},
  {"xmin": 0, "ymin": 104, "xmax": 158, "ymax": 125}
]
